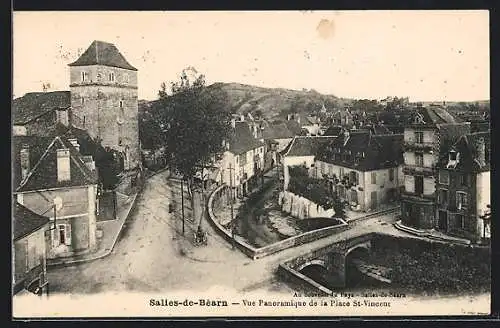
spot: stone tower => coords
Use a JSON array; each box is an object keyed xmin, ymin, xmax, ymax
[{"xmin": 68, "ymin": 40, "xmax": 140, "ymax": 170}]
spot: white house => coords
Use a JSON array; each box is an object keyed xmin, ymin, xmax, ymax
[
  {"xmin": 282, "ymin": 136, "xmax": 337, "ymax": 190},
  {"xmin": 217, "ymin": 120, "xmax": 266, "ymax": 197},
  {"xmin": 314, "ymin": 130, "xmax": 404, "ymax": 212}
]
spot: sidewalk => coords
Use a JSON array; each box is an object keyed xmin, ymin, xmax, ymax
[
  {"xmin": 47, "ymin": 192, "xmax": 139, "ymax": 267},
  {"xmin": 393, "ymin": 220, "xmax": 472, "ymax": 245}
]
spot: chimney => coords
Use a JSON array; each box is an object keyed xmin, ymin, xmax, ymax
[
  {"xmin": 82, "ymin": 155, "xmax": 96, "ymax": 171},
  {"xmin": 56, "ymin": 149, "xmax": 71, "ymax": 182},
  {"xmin": 475, "ymin": 137, "xmax": 486, "ymax": 166},
  {"xmin": 231, "ymin": 118, "xmax": 236, "ymax": 129},
  {"xmin": 20, "ymin": 145, "xmax": 30, "ymax": 180},
  {"xmin": 56, "ymin": 108, "xmax": 69, "ymax": 126},
  {"xmin": 68, "ymin": 138, "xmax": 80, "ymax": 153}
]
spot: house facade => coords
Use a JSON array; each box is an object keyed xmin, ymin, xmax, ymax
[
  {"xmin": 13, "ymin": 136, "xmax": 99, "ymax": 260},
  {"xmin": 435, "ymin": 131, "xmax": 490, "ymax": 242},
  {"xmin": 314, "ymin": 130, "xmax": 404, "ymax": 212},
  {"xmin": 13, "ymin": 203, "xmax": 50, "ymax": 296},
  {"xmin": 282, "ymin": 136, "xmax": 336, "ymax": 190},
  {"xmin": 401, "ymin": 106, "xmax": 471, "ymax": 229},
  {"xmin": 260, "ymin": 122, "xmax": 296, "ymax": 168},
  {"xmin": 68, "ymin": 40, "xmax": 140, "ymax": 171},
  {"xmin": 218, "ymin": 120, "xmax": 266, "ymax": 198}
]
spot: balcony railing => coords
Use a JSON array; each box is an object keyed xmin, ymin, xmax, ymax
[
  {"xmin": 403, "ymin": 165, "xmax": 435, "ymax": 177},
  {"xmin": 403, "ymin": 140, "xmax": 435, "ymax": 152},
  {"xmin": 402, "ymin": 190, "xmax": 435, "ymax": 202}
]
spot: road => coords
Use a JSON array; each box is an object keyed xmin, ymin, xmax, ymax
[{"xmin": 47, "ymin": 170, "xmax": 405, "ymax": 296}]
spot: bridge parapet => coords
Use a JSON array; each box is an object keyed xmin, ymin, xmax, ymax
[{"xmin": 281, "ymin": 233, "xmax": 376, "ymax": 290}]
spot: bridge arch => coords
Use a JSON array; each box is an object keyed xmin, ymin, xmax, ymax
[
  {"xmin": 345, "ymin": 241, "xmax": 371, "ymax": 258},
  {"xmin": 296, "ymin": 259, "xmax": 327, "ymax": 272}
]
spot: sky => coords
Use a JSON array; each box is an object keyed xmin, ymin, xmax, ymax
[{"xmin": 13, "ymin": 11, "xmax": 489, "ymax": 102}]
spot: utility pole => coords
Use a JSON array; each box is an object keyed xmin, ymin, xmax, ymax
[
  {"xmin": 229, "ymin": 162, "xmax": 235, "ymax": 249},
  {"xmin": 181, "ymin": 178, "xmax": 185, "ymax": 236}
]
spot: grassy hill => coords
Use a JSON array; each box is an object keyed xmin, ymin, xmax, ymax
[
  {"xmin": 139, "ymin": 82, "xmax": 349, "ymax": 121},
  {"xmin": 206, "ymin": 82, "xmax": 349, "ymax": 120},
  {"xmin": 139, "ymin": 82, "xmax": 489, "ymax": 120}
]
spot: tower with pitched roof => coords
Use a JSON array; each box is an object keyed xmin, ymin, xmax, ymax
[{"xmin": 68, "ymin": 40, "xmax": 139, "ymax": 171}]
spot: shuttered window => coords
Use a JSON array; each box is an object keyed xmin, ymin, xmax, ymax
[{"xmin": 52, "ymin": 224, "xmax": 72, "ymax": 247}]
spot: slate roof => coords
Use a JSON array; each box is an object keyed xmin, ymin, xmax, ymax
[
  {"xmin": 316, "ymin": 131, "xmax": 404, "ymax": 171},
  {"xmin": 284, "ymin": 136, "xmax": 337, "ymax": 157},
  {"xmin": 12, "ymin": 91, "xmax": 71, "ymax": 125},
  {"xmin": 228, "ymin": 121, "xmax": 264, "ymax": 155},
  {"xmin": 15, "ymin": 136, "xmax": 98, "ymax": 193},
  {"xmin": 12, "ymin": 135, "xmax": 54, "ymax": 189},
  {"xmin": 262, "ymin": 123, "xmax": 295, "ymax": 140},
  {"xmin": 323, "ymin": 125, "xmax": 344, "ymax": 136},
  {"xmin": 13, "ymin": 202, "xmax": 50, "ymax": 241},
  {"xmin": 409, "ymin": 106, "xmax": 457, "ymax": 126},
  {"xmin": 436, "ymin": 122, "xmax": 471, "ymax": 155},
  {"xmin": 68, "ymin": 40, "xmax": 137, "ymax": 71},
  {"xmin": 370, "ymin": 124, "xmax": 393, "ymax": 135},
  {"xmin": 437, "ymin": 130, "xmax": 490, "ymax": 173},
  {"xmin": 45, "ymin": 123, "xmax": 99, "ymax": 157}
]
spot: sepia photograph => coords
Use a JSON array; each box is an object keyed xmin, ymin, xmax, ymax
[{"xmin": 11, "ymin": 10, "xmax": 490, "ymax": 318}]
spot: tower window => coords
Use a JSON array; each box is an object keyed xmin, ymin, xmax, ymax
[
  {"xmin": 109, "ymin": 72, "xmax": 115, "ymax": 82},
  {"xmin": 81, "ymin": 97, "xmax": 85, "ymax": 105},
  {"xmin": 81, "ymin": 71, "xmax": 88, "ymax": 82},
  {"xmin": 119, "ymin": 100, "xmax": 123, "ymax": 108}
]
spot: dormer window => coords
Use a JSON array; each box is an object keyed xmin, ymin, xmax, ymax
[
  {"xmin": 446, "ymin": 150, "xmax": 460, "ymax": 169},
  {"xmin": 414, "ymin": 113, "xmax": 425, "ymax": 124}
]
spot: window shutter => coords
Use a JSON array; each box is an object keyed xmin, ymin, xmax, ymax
[
  {"xmin": 65, "ymin": 224, "xmax": 72, "ymax": 246},
  {"xmin": 51, "ymin": 229, "xmax": 58, "ymax": 248}
]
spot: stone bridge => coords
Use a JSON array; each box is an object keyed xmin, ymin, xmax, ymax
[{"xmin": 280, "ymin": 233, "xmax": 377, "ymax": 290}]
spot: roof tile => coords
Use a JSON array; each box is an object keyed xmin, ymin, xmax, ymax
[
  {"xmin": 13, "ymin": 202, "xmax": 50, "ymax": 240},
  {"xmin": 68, "ymin": 40, "xmax": 137, "ymax": 71},
  {"xmin": 12, "ymin": 91, "xmax": 70, "ymax": 125},
  {"xmin": 15, "ymin": 136, "xmax": 98, "ymax": 192}
]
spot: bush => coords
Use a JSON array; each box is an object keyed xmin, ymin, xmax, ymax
[
  {"xmin": 288, "ymin": 166, "xmax": 336, "ymax": 210},
  {"xmin": 371, "ymin": 235, "xmax": 491, "ymax": 294}
]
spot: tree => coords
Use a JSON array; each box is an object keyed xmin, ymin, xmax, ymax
[
  {"xmin": 332, "ymin": 196, "xmax": 347, "ymax": 220},
  {"xmin": 157, "ymin": 68, "xmax": 232, "ymax": 227},
  {"xmin": 94, "ymin": 146, "xmax": 120, "ymax": 190}
]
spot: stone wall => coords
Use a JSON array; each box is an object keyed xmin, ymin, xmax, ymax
[
  {"xmin": 70, "ymin": 65, "xmax": 140, "ymax": 170},
  {"xmin": 207, "ymin": 184, "xmax": 349, "ymax": 260}
]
